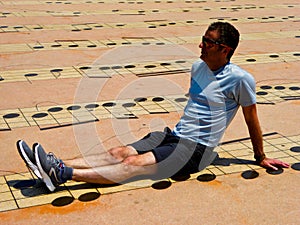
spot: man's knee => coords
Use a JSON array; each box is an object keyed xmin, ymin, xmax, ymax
[
  {"xmin": 108, "ymin": 146, "xmax": 137, "ymax": 161},
  {"xmin": 123, "ymin": 155, "xmax": 140, "ymax": 166},
  {"xmin": 108, "ymin": 146, "xmax": 126, "ymax": 160},
  {"xmin": 123, "ymin": 152, "xmax": 156, "ymax": 166}
]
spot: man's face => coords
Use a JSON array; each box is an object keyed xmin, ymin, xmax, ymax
[{"xmin": 199, "ymin": 29, "xmax": 226, "ymax": 67}]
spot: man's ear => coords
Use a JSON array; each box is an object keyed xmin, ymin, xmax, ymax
[
  {"xmin": 222, "ymin": 47, "xmax": 230, "ymax": 55},
  {"xmin": 221, "ymin": 47, "xmax": 231, "ymax": 59}
]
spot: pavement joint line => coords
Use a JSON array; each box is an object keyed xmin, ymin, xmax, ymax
[
  {"xmin": 0, "ymin": 30, "xmax": 299, "ymax": 52},
  {"xmin": 0, "ymin": 15, "xmax": 299, "ymax": 33},
  {"xmin": 1, "ymin": 0, "xmax": 297, "ymax": 5},
  {"xmin": 0, "ymin": 3, "xmax": 298, "ymax": 17},
  {"xmin": 0, "ymin": 0, "xmax": 291, "ymax": 4},
  {"xmin": 0, "ymin": 0, "xmax": 298, "ymax": 220},
  {"xmin": 0, "ymin": 132, "xmax": 299, "ymax": 212},
  {"xmin": 0, "ymin": 83, "xmax": 299, "ymax": 131},
  {"xmin": 0, "ymin": 52, "xmax": 300, "ymax": 83}
]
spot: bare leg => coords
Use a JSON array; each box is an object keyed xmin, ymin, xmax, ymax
[
  {"xmin": 65, "ymin": 146, "xmax": 138, "ymax": 169},
  {"xmin": 72, "ymin": 152, "xmax": 157, "ymax": 184},
  {"xmin": 65, "ymin": 153, "xmax": 116, "ymax": 169}
]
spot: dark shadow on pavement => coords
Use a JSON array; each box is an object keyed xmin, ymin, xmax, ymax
[{"xmin": 212, "ymin": 155, "xmax": 256, "ymax": 166}]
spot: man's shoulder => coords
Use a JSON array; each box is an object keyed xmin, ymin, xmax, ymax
[
  {"xmin": 225, "ymin": 63, "xmax": 256, "ymax": 89},
  {"xmin": 192, "ymin": 58, "xmax": 205, "ymax": 67},
  {"xmin": 226, "ymin": 62, "xmax": 245, "ymax": 72},
  {"xmin": 226, "ymin": 62, "xmax": 253, "ymax": 78},
  {"xmin": 191, "ymin": 59, "xmax": 209, "ymax": 74}
]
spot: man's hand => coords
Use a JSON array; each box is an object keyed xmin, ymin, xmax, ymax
[{"xmin": 259, "ymin": 157, "xmax": 290, "ymax": 170}]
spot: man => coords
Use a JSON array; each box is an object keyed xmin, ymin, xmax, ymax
[{"xmin": 17, "ymin": 22, "xmax": 289, "ymax": 192}]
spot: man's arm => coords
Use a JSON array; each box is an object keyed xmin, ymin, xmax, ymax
[{"xmin": 242, "ymin": 104, "xmax": 290, "ymax": 170}]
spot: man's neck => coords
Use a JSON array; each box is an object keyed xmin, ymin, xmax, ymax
[{"xmin": 208, "ymin": 60, "xmax": 229, "ymax": 71}]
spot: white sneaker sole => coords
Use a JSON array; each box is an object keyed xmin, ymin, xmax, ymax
[
  {"xmin": 34, "ymin": 144, "xmax": 56, "ymax": 192},
  {"xmin": 17, "ymin": 140, "xmax": 42, "ymax": 179}
]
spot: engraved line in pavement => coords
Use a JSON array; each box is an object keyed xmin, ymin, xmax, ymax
[{"xmin": 0, "ymin": 53, "xmax": 300, "ymax": 83}]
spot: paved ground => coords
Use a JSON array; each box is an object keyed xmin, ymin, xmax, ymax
[{"xmin": 0, "ymin": 0, "xmax": 299, "ymax": 224}]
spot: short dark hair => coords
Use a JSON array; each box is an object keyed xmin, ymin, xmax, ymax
[{"xmin": 207, "ymin": 22, "xmax": 240, "ymax": 60}]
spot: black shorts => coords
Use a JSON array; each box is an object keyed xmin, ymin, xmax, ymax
[{"xmin": 129, "ymin": 127, "xmax": 210, "ymax": 179}]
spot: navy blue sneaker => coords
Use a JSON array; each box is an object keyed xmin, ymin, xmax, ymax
[
  {"xmin": 34, "ymin": 143, "xmax": 67, "ymax": 192},
  {"xmin": 16, "ymin": 140, "xmax": 42, "ymax": 179}
]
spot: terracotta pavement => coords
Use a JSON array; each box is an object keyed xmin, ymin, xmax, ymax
[{"xmin": 0, "ymin": 0, "xmax": 299, "ymax": 224}]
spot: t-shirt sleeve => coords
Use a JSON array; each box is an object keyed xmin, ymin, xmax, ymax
[{"xmin": 234, "ymin": 73, "xmax": 257, "ymax": 107}]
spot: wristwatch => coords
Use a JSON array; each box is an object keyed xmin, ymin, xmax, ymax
[{"xmin": 254, "ymin": 153, "xmax": 266, "ymax": 163}]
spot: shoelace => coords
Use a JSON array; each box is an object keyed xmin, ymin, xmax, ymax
[
  {"xmin": 47, "ymin": 152, "xmax": 66, "ymax": 182},
  {"xmin": 47, "ymin": 152, "xmax": 60, "ymax": 166}
]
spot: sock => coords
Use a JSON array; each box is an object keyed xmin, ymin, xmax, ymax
[{"xmin": 61, "ymin": 166, "xmax": 73, "ymax": 181}]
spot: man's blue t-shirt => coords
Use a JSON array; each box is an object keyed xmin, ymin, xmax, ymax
[{"xmin": 172, "ymin": 59, "xmax": 256, "ymax": 147}]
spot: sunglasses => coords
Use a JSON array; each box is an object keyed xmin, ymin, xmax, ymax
[{"xmin": 202, "ymin": 36, "xmax": 232, "ymax": 49}]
